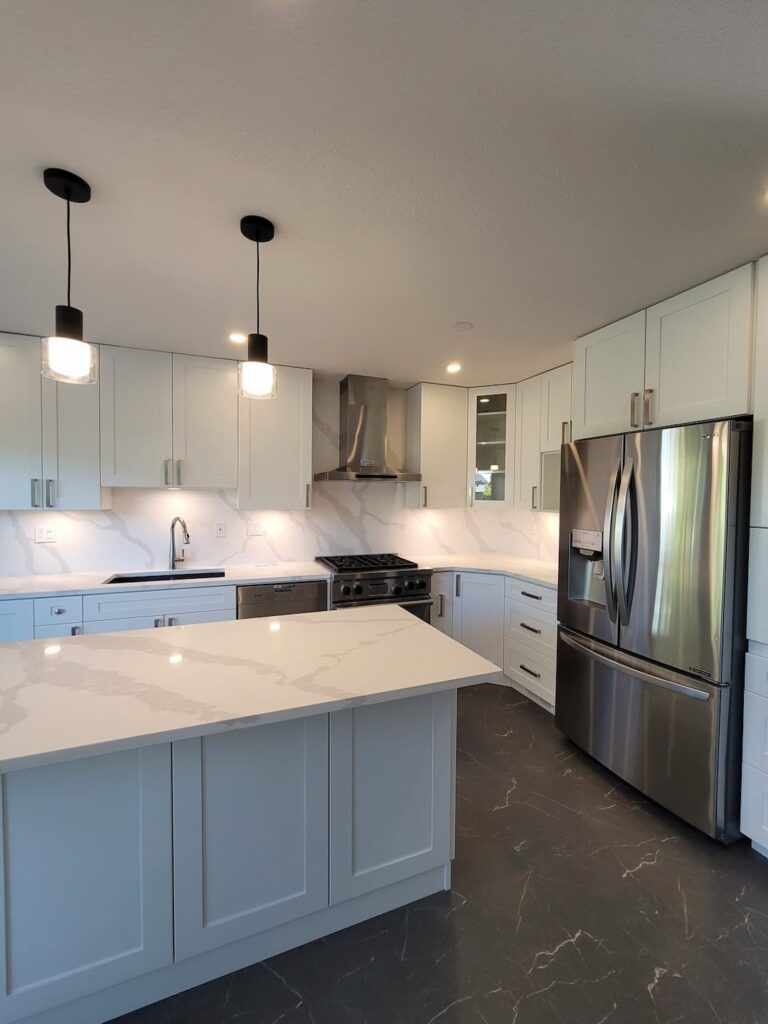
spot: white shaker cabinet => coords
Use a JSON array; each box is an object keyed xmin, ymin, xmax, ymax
[
  {"xmin": 406, "ymin": 384, "xmax": 468, "ymax": 508},
  {"xmin": 0, "ymin": 601, "xmax": 34, "ymax": 644},
  {"xmin": 0, "ymin": 334, "xmax": 107, "ymax": 510},
  {"xmin": 172, "ymin": 354, "xmax": 238, "ymax": 489},
  {"xmin": 514, "ymin": 375, "xmax": 542, "ymax": 510},
  {"xmin": 540, "ymin": 363, "xmax": 572, "ymax": 451},
  {"xmin": 431, "ymin": 571, "xmax": 455, "ymax": 636},
  {"xmin": 644, "ymin": 264, "xmax": 753, "ymax": 429},
  {"xmin": 751, "ymin": 257, "xmax": 768, "ymax": 528},
  {"xmin": 100, "ymin": 346, "xmax": 174, "ymax": 487},
  {"xmin": 238, "ymin": 365, "xmax": 313, "ymax": 510},
  {"xmin": 453, "ymin": 571, "xmax": 504, "ymax": 668}
]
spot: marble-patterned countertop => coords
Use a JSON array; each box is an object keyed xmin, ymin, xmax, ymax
[
  {"xmin": 0, "ymin": 605, "xmax": 501, "ymax": 772},
  {"xmin": 406, "ymin": 554, "xmax": 558, "ymax": 589}
]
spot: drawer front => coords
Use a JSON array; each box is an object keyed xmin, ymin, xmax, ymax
[
  {"xmin": 83, "ymin": 616, "xmax": 162, "ymax": 635},
  {"xmin": 743, "ymin": 691, "xmax": 768, "ymax": 773},
  {"xmin": 33, "ymin": 595, "xmax": 83, "ymax": 627},
  {"xmin": 83, "ymin": 586, "xmax": 235, "ymax": 622},
  {"xmin": 504, "ymin": 598, "xmax": 556, "ymax": 656},
  {"xmin": 746, "ymin": 653, "xmax": 768, "ymax": 700},
  {"xmin": 504, "ymin": 577, "xmax": 556, "ymax": 614},
  {"xmin": 34, "ymin": 623, "xmax": 83, "ymax": 639},
  {"xmin": 503, "ymin": 639, "xmax": 556, "ymax": 706},
  {"xmin": 741, "ymin": 763, "xmax": 768, "ymax": 845}
]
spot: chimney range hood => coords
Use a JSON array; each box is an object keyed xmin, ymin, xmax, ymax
[{"xmin": 314, "ymin": 375, "xmax": 421, "ymax": 481}]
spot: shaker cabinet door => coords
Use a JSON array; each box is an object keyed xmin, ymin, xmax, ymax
[
  {"xmin": 0, "ymin": 334, "xmax": 43, "ymax": 510},
  {"xmin": 571, "ymin": 312, "xmax": 646, "ymax": 440},
  {"xmin": 172, "ymin": 353, "xmax": 238, "ymax": 489},
  {"xmin": 514, "ymin": 374, "xmax": 542, "ymax": 509}
]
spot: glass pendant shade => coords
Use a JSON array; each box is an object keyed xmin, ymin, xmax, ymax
[
  {"xmin": 41, "ymin": 305, "xmax": 96, "ymax": 384},
  {"xmin": 239, "ymin": 333, "xmax": 277, "ymax": 399}
]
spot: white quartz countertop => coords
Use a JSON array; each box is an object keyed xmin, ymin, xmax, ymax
[
  {"xmin": 405, "ymin": 554, "xmax": 558, "ymax": 588},
  {"xmin": 0, "ymin": 605, "xmax": 501, "ymax": 772}
]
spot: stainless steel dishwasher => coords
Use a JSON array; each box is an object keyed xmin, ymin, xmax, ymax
[{"xmin": 236, "ymin": 581, "xmax": 328, "ymax": 619}]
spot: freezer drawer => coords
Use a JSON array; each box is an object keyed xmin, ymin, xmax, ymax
[{"xmin": 556, "ymin": 628, "xmax": 739, "ymax": 841}]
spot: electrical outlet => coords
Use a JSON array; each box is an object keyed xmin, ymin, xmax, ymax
[
  {"xmin": 214, "ymin": 522, "xmax": 227, "ymax": 538},
  {"xmin": 34, "ymin": 527, "xmax": 56, "ymax": 544},
  {"xmin": 246, "ymin": 520, "xmax": 262, "ymax": 537}
]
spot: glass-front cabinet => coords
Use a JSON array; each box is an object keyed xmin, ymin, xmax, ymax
[{"xmin": 467, "ymin": 385, "xmax": 516, "ymax": 506}]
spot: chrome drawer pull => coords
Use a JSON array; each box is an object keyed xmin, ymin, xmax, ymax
[
  {"xmin": 519, "ymin": 663, "xmax": 541, "ymax": 679},
  {"xmin": 520, "ymin": 622, "xmax": 542, "ymax": 635},
  {"xmin": 52, "ymin": 607, "xmax": 66, "ymax": 616},
  {"xmin": 520, "ymin": 590, "xmax": 542, "ymax": 601}
]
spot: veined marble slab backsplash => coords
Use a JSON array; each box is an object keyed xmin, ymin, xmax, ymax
[{"xmin": 0, "ymin": 375, "xmax": 559, "ymax": 577}]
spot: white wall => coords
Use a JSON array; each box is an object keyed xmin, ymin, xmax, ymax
[{"xmin": 0, "ymin": 375, "xmax": 559, "ymax": 577}]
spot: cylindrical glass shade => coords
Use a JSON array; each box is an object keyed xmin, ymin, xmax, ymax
[
  {"xmin": 41, "ymin": 337, "xmax": 97, "ymax": 384},
  {"xmin": 239, "ymin": 360, "xmax": 277, "ymax": 399}
]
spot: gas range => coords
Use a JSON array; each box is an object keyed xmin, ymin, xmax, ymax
[{"xmin": 315, "ymin": 553, "xmax": 433, "ymax": 610}]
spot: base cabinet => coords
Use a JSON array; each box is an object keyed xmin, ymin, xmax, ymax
[
  {"xmin": 453, "ymin": 572, "xmax": 504, "ymax": 667},
  {"xmin": 329, "ymin": 692, "xmax": 453, "ymax": 903},
  {"xmin": 0, "ymin": 746, "xmax": 172, "ymax": 1023}
]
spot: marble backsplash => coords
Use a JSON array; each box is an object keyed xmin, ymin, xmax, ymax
[{"xmin": 0, "ymin": 375, "xmax": 560, "ymax": 577}]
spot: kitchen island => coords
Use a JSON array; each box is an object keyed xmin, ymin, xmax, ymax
[{"xmin": 0, "ymin": 606, "xmax": 499, "ymax": 1024}]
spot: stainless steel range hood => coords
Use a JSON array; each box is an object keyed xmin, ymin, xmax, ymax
[{"xmin": 314, "ymin": 375, "xmax": 421, "ymax": 482}]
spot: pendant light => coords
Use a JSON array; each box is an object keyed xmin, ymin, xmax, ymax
[
  {"xmin": 239, "ymin": 214, "xmax": 277, "ymax": 399},
  {"xmin": 41, "ymin": 168, "xmax": 97, "ymax": 384}
]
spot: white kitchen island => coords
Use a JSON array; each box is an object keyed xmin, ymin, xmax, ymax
[{"xmin": 0, "ymin": 606, "xmax": 499, "ymax": 1024}]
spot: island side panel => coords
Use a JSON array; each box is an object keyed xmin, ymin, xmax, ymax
[
  {"xmin": 0, "ymin": 745, "xmax": 172, "ymax": 1023},
  {"xmin": 329, "ymin": 689, "xmax": 454, "ymax": 903}
]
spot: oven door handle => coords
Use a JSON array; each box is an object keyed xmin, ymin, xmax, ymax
[{"xmin": 332, "ymin": 598, "xmax": 434, "ymax": 610}]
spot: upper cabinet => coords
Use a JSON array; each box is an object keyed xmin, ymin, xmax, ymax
[
  {"xmin": 238, "ymin": 365, "xmax": 313, "ymax": 510},
  {"xmin": 100, "ymin": 346, "xmax": 238, "ymax": 489},
  {"xmin": 573, "ymin": 265, "xmax": 754, "ymax": 441},
  {"xmin": 405, "ymin": 384, "xmax": 468, "ymax": 508},
  {"xmin": 514, "ymin": 375, "xmax": 542, "ymax": 510},
  {"xmin": 0, "ymin": 334, "xmax": 109, "ymax": 511},
  {"xmin": 644, "ymin": 264, "xmax": 753, "ymax": 429},
  {"xmin": 539, "ymin": 363, "xmax": 572, "ymax": 452},
  {"xmin": 571, "ymin": 312, "xmax": 646, "ymax": 440},
  {"xmin": 468, "ymin": 385, "xmax": 516, "ymax": 506}
]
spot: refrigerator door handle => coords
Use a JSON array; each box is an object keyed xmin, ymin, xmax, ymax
[
  {"xmin": 602, "ymin": 459, "xmax": 621, "ymax": 622},
  {"xmin": 613, "ymin": 457, "xmax": 634, "ymax": 626},
  {"xmin": 560, "ymin": 631, "xmax": 711, "ymax": 701}
]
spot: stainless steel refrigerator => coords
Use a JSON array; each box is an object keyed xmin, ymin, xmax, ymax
[{"xmin": 556, "ymin": 418, "xmax": 751, "ymax": 842}]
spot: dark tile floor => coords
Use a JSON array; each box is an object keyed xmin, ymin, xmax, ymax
[{"xmin": 114, "ymin": 684, "xmax": 768, "ymax": 1024}]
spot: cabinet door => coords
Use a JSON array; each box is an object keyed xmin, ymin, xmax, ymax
[
  {"xmin": 540, "ymin": 363, "xmax": 572, "ymax": 451},
  {"xmin": 41, "ymin": 348, "xmax": 109, "ymax": 511},
  {"xmin": 172, "ymin": 354, "xmax": 238, "ymax": 489},
  {"xmin": 514, "ymin": 375, "xmax": 542, "ymax": 509},
  {"xmin": 406, "ymin": 384, "xmax": 468, "ymax": 508},
  {"xmin": 748, "ymin": 528, "xmax": 768, "ymax": 645},
  {"xmin": 571, "ymin": 312, "xmax": 646, "ymax": 440},
  {"xmin": 644, "ymin": 265, "xmax": 753, "ymax": 429},
  {"xmin": 454, "ymin": 571, "xmax": 504, "ymax": 667},
  {"xmin": 752, "ymin": 258, "xmax": 768, "ymax": 527},
  {"xmin": 238, "ymin": 366, "xmax": 312, "ymax": 509},
  {"xmin": 100, "ymin": 346, "xmax": 173, "ymax": 487},
  {"xmin": 173, "ymin": 716, "xmax": 328, "ymax": 959},
  {"xmin": 467, "ymin": 385, "xmax": 515, "ymax": 505},
  {"xmin": 0, "ymin": 334, "xmax": 42, "ymax": 510},
  {"xmin": 0, "ymin": 601, "xmax": 34, "ymax": 644},
  {"xmin": 329, "ymin": 692, "xmax": 452, "ymax": 903},
  {"xmin": 0, "ymin": 745, "xmax": 172, "ymax": 1022},
  {"xmin": 431, "ymin": 571, "xmax": 454, "ymax": 636}
]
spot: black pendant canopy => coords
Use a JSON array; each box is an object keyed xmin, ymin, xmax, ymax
[
  {"xmin": 240, "ymin": 215, "xmax": 275, "ymax": 244},
  {"xmin": 43, "ymin": 168, "xmax": 91, "ymax": 204}
]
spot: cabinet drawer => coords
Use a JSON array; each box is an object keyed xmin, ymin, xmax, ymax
[
  {"xmin": 741, "ymin": 763, "xmax": 768, "ymax": 846},
  {"xmin": 504, "ymin": 577, "xmax": 556, "ymax": 613},
  {"xmin": 83, "ymin": 586, "xmax": 235, "ymax": 622},
  {"xmin": 746, "ymin": 653, "xmax": 768, "ymax": 700},
  {"xmin": 503, "ymin": 639, "xmax": 556, "ymax": 706},
  {"xmin": 504, "ymin": 598, "xmax": 556, "ymax": 655},
  {"xmin": 33, "ymin": 595, "xmax": 83, "ymax": 627},
  {"xmin": 83, "ymin": 617, "xmax": 162, "ymax": 635},
  {"xmin": 34, "ymin": 623, "xmax": 83, "ymax": 639},
  {"xmin": 743, "ymin": 691, "xmax": 768, "ymax": 773}
]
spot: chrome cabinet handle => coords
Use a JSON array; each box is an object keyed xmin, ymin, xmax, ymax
[
  {"xmin": 561, "ymin": 420, "xmax": 569, "ymax": 445},
  {"xmin": 167, "ymin": 616, "xmax": 178, "ymax": 626},
  {"xmin": 305, "ymin": 483, "xmax": 311, "ymax": 508},
  {"xmin": 531, "ymin": 485, "xmax": 538, "ymax": 509},
  {"xmin": 467, "ymin": 484, "xmax": 474, "ymax": 507},
  {"xmin": 175, "ymin": 460, "xmax": 183, "ymax": 487},
  {"xmin": 629, "ymin": 392, "xmax": 640, "ymax": 428},
  {"xmin": 71, "ymin": 626, "xmax": 82, "ymax": 636},
  {"xmin": 520, "ymin": 590, "xmax": 542, "ymax": 601},
  {"xmin": 520, "ymin": 622, "xmax": 542, "ymax": 635},
  {"xmin": 519, "ymin": 663, "xmax": 541, "ymax": 679},
  {"xmin": 52, "ymin": 607, "xmax": 66, "ymax": 616},
  {"xmin": 422, "ymin": 485, "xmax": 428, "ymax": 508},
  {"xmin": 643, "ymin": 388, "xmax": 654, "ymax": 426},
  {"xmin": 455, "ymin": 574, "xmax": 461, "ymax": 598},
  {"xmin": 154, "ymin": 617, "xmax": 163, "ymax": 628},
  {"xmin": 45, "ymin": 478, "xmax": 56, "ymax": 508},
  {"xmin": 438, "ymin": 593, "xmax": 445, "ymax": 618},
  {"xmin": 30, "ymin": 478, "xmax": 42, "ymax": 508},
  {"xmin": 163, "ymin": 459, "xmax": 171, "ymax": 486}
]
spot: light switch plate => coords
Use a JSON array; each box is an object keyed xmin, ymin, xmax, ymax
[
  {"xmin": 214, "ymin": 522, "xmax": 227, "ymax": 538},
  {"xmin": 34, "ymin": 527, "xmax": 56, "ymax": 544},
  {"xmin": 246, "ymin": 520, "xmax": 262, "ymax": 537}
]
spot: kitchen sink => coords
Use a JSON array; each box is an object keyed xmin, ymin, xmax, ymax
[{"xmin": 102, "ymin": 570, "xmax": 226, "ymax": 584}]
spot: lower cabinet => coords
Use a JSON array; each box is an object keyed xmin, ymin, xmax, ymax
[
  {"xmin": 329, "ymin": 692, "xmax": 453, "ymax": 903},
  {"xmin": 431, "ymin": 571, "xmax": 454, "ymax": 636},
  {"xmin": 172, "ymin": 716, "xmax": 329, "ymax": 959},
  {"xmin": 453, "ymin": 572, "xmax": 504, "ymax": 667},
  {"xmin": 0, "ymin": 746, "xmax": 172, "ymax": 1023},
  {"xmin": 0, "ymin": 601, "xmax": 34, "ymax": 644}
]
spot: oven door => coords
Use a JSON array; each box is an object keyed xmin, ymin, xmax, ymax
[{"xmin": 331, "ymin": 597, "xmax": 434, "ymax": 623}]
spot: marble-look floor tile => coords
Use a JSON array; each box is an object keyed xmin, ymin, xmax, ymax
[{"xmin": 112, "ymin": 684, "xmax": 768, "ymax": 1024}]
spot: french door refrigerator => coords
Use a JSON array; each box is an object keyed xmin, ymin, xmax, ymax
[{"xmin": 556, "ymin": 418, "xmax": 751, "ymax": 841}]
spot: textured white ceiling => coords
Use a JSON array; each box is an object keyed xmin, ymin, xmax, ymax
[{"xmin": 1, "ymin": 0, "xmax": 768, "ymax": 387}]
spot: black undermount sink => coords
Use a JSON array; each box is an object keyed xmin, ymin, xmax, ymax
[{"xmin": 102, "ymin": 570, "xmax": 226, "ymax": 585}]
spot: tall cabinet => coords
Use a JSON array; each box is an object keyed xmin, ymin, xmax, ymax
[
  {"xmin": 467, "ymin": 385, "xmax": 516, "ymax": 506},
  {"xmin": 406, "ymin": 384, "xmax": 468, "ymax": 508}
]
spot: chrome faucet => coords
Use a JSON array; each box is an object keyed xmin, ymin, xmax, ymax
[{"xmin": 169, "ymin": 517, "xmax": 190, "ymax": 570}]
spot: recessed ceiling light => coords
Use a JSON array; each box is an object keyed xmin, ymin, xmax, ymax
[
  {"xmin": 446, "ymin": 362, "xmax": 462, "ymax": 374},
  {"xmin": 453, "ymin": 321, "xmax": 474, "ymax": 332},
  {"xmin": 229, "ymin": 332, "xmax": 247, "ymax": 343}
]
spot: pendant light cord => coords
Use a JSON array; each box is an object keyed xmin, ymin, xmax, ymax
[
  {"xmin": 256, "ymin": 240, "xmax": 260, "ymax": 334},
  {"xmin": 66, "ymin": 194, "xmax": 72, "ymax": 306}
]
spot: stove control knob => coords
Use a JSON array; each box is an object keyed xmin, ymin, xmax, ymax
[
  {"xmin": 418, "ymin": 578, "xmax": 427, "ymax": 589},
  {"xmin": 392, "ymin": 584, "xmax": 403, "ymax": 596},
  {"xmin": 353, "ymin": 583, "xmax": 364, "ymax": 596},
  {"xmin": 341, "ymin": 584, "xmax": 352, "ymax": 596},
  {"xmin": 405, "ymin": 579, "xmax": 416, "ymax": 591}
]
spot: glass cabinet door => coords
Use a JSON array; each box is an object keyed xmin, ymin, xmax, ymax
[{"xmin": 470, "ymin": 389, "xmax": 514, "ymax": 503}]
